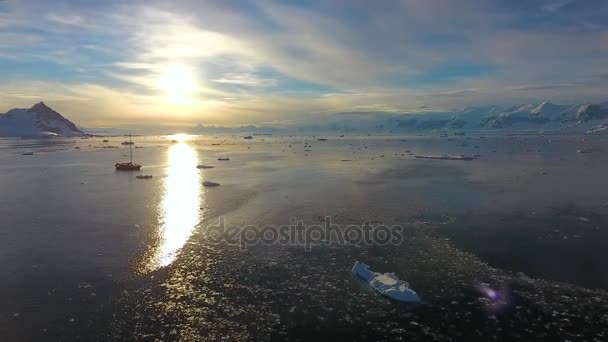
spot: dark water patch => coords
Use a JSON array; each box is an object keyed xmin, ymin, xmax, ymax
[
  {"xmin": 436, "ymin": 206, "xmax": 608, "ymax": 290},
  {"xmin": 357, "ymin": 161, "xmax": 468, "ymax": 185},
  {"xmin": 0, "ymin": 138, "xmax": 76, "ymax": 150},
  {"xmin": 245, "ymin": 165, "xmax": 281, "ymax": 173}
]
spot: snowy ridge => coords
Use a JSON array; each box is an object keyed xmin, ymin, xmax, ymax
[
  {"xmin": 0, "ymin": 102, "xmax": 84, "ymax": 137},
  {"xmin": 296, "ymin": 100, "xmax": 608, "ymax": 133}
]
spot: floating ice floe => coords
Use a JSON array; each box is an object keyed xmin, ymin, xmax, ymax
[
  {"xmin": 352, "ymin": 261, "xmax": 421, "ymax": 303},
  {"xmin": 414, "ymin": 154, "xmax": 475, "ymax": 161}
]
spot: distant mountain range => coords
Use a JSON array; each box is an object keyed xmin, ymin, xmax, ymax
[
  {"xmin": 189, "ymin": 123, "xmax": 279, "ymax": 135},
  {"xmin": 2, "ymin": 100, "xmax": 608, "ymax": 137},
  {"xmin": 0, "ymin": 102, "xmax": 84, "ymax": 137},
  {"xmin": 295, "ymin": 100, "xmax": 608, "ymax": 134}
]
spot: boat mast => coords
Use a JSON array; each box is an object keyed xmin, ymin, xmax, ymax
[{"xmin": 129, "ymin": 134, "xmax": 133, "ymax": 164}]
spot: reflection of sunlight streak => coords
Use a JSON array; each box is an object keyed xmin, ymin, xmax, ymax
[{"xmin": 153, "ymin": 143, "xmax": 201, "ymax": 269}]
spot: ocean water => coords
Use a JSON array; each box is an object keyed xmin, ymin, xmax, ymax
[{"xmin": 1, "ymin": 134, "xmax": 607, "ymax": 340}]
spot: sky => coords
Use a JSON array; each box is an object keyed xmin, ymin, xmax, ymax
[{"xmin": 1, "ymin": 0, "xmax": 608, "ymax": 129}]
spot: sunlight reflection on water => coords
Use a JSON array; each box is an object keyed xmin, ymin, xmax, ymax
[{"xmin": 146, "ymin": 142, "xmax": 201, "ymax": 270}]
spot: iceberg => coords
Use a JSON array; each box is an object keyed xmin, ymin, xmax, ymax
[
  {"xmin": 414, "ymin": 154, "xmax": 475, "ymax": 161},
  {"xmin": 352, "ymin": 261, "xmax": 421, "ymax": 303}
]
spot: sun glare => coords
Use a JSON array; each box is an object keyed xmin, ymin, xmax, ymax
[
  {"xmin": 160, "ymin": 63, "xmax": 196, "ymax": 104},
  {"xmin": 170, "ymin": 133, "xmax": 191, "ymax": 142}
]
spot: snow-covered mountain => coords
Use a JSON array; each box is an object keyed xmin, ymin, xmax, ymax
[
  {"xmin": 0, "ymin": 102, "xmax": 84, "ymax": 137},
  {"xmin": 298, "ymin": 101, "xmax": 608, "ymax": 133},
  {"xmin": 479, "ymin": 101, "xmax": 606, "ymax": 130},
  {"xmin": 3, "ymin": 100, "xmax": 608, "ymax": 136}
]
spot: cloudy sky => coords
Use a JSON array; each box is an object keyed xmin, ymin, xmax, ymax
[{"xmin": 1, "ymin": 0, "xmax": 608, "ymax": 128}]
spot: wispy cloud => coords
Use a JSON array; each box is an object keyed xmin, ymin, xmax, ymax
[
  {"xmin": 430, "ymin": 89, "xmax": 480, "ymax": 97},
  {"xmin": 508, "ymin": 83, "xmax": 575, "ymax": 91},
  {"xmin": 212, "ymin": 74, "xmax": 277, "ymax": 87},
  {"xmin": 542, "ymin": 0, "xmax": 575, "ymax": 12},
  {"xmin": 1, "ymin": 0, "xmax": 608, "ymax": 127}
]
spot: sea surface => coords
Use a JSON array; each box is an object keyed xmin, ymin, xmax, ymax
[{"xmin": 1, "ymin": 133, "xmax": 608, "ymax": 341}]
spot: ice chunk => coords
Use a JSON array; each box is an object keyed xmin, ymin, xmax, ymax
[
  {"xmin": 414, "ymin": 154, "xmax": 475, "ymax": 161},
  {"xmin": 352, "ymin": 261, "xmax": 421, "ymax": 303}
]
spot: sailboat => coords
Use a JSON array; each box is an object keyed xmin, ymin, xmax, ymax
[{"xmin": 115, "ymin": 135, "xmax": 142, "ymax": 171}]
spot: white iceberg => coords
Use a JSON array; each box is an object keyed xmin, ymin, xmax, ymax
[{"xmin": 352, "ymin": 261, "xmax": 421, "ymax": 303}]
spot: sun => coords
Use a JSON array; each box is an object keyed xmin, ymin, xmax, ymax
[{"xmin": 160, "ymin": 63, "xmax": 196, "ymax": 104}]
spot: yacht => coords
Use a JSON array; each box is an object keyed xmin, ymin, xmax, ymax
[{"xmin": 115, "ymin": 135, "xmax": 142, "ymax": 171}]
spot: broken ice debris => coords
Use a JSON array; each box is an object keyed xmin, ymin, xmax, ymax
[{"xmin": 352, "ymin": 261, "xmax": 421, "ymax": 303}]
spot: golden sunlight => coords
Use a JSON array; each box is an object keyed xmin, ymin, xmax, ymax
[
  {"xmin": 144, "ymin": 143, "xmax": 201, "ymax": 271},
  {"xmin": 160, "ymin": 63, "xmax": 197, "ymax": 104}
]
